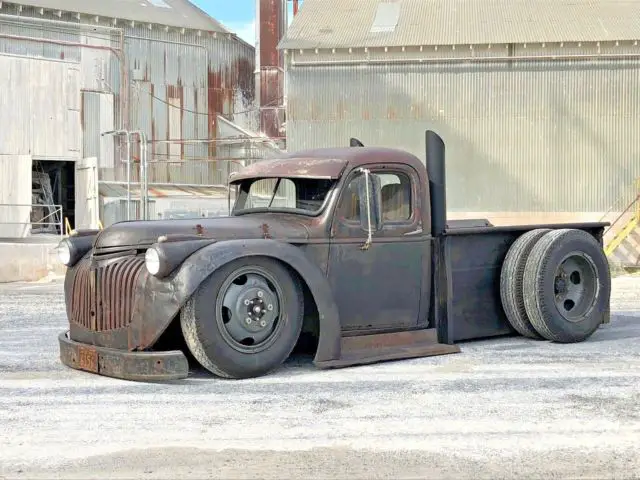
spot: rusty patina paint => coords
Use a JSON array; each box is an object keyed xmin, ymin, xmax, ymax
[
  {"xmin": 59, "ymin": 139, "xmax": 613, "ymax": 382},
  {"xmin": 261, "ymin": 223, "xmax": 271, "ymax": 239},
  {"xmin": 229, "ymin": 156, "xmax": 349, "ymax": 182},
  {"xmin": 228, "ymin": 146, "xmax": 430, "ymax": 191},
  {"xmin": 259, "ymin": 0, "xmax": 284, "ymax": 138}
]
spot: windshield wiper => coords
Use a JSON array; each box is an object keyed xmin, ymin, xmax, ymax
[{"xmin": 267, "ymin": 178, "xmax": 281, "ymax": 208}]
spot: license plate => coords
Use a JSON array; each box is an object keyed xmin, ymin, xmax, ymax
[{"xmin": 77, "ymin": 346, "xmax": 98, "ymax": 373}]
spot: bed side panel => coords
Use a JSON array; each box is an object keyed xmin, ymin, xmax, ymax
[{"xmin": 444, "ymin": 224, "xmax": 606, "ymax": 343}]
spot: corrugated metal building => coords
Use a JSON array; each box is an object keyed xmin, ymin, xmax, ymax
[
  {"xmin": 279, "ymin": 0, "xmax": 640, "ymax": 222},
  {"xmin": 0, "ymin": 0, "xmax": 259, "ymax": 236}
]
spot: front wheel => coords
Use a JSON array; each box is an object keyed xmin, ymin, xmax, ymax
[{"xmin": 180, "ymin": 256, "xmax": 304, "ymax": 379}]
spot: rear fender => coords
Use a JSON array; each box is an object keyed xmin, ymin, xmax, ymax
[{"xmin": 133, "ymin": 239, "xmax": 342, "ymax": 364}]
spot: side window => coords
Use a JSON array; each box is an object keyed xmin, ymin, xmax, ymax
[
  {"xmin": 335, "ymin": 170, "xmax": 413, "ymax": 228},
  {"xmin": 375, "ymin": 172, "xmax": 411, "ymax": 222},
  {"xmin": 336, "ymin": 174, "xmax": 362, "ymax": 222}
]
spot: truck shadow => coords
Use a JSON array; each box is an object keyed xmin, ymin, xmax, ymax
[
  {"xmin": 155, "ymin": 314, "xmax": 640, "ymax": 385},
  {"xmin": 584, "ymin": 314, "xmax": 640, "ymax": 343}
]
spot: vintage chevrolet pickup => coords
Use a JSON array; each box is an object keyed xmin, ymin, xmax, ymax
[{"xmin": 56, "ymin": 130, "xmax": 611, "ymax": 381}]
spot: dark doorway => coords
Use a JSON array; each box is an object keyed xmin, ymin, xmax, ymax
[{"xmin": 32, "ymin": 159, "xmax": 75, "ymax": 235}]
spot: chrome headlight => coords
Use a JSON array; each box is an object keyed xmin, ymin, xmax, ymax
[
  {"xmin": 145, "ymin": 247, "xmax": 161, "ymax": 276},
  {"xmin": 57, "ymin": 240, "xmax": 72, "ymax": 266}
]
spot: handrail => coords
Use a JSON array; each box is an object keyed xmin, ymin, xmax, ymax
[
  {"xmin": 601, "ymin": 178, "xmax": 640, "ymax": 236},
  {"xmin": 0, "ymin": 203, "xmax": 63, "ymax": 236}
]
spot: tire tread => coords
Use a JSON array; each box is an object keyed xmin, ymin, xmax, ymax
[
  {"xmin": 180, "ymin": 257, "xmax": 304, "ymax": 379},
  {"xmin": 499, "ymin": 228, "xmax": 551, "ymax": 339},
  {"xmin": 522, "ymin": 229, "xmax": 609, "ymax": 343}
]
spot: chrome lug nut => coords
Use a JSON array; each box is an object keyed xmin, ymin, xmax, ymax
[
  {"xmin": 257, "ymin": 291, "xmax": 264, "ymax": 298},
  {"xmin": 259, "ymin": 320, "xmax": 267, "ymax": 327},
  {"xmin": 245, "ymin": 317, "xmax": 252, "ymax": 324},
  {"xmin": 267, "ymin": 304, "xmax": 273, "ymax": 311},
  {"xmin": 244, "ymin": 299, "xmax": 250, "ymax": 306}
]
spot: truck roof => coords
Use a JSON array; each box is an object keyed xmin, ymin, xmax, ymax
[{"xmin": 228, "ymin": 147, "xmax": 425, "ymax": 183}]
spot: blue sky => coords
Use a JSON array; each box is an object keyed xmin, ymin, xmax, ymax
[{"xmin": 192, "ymin": 0, "xmax": 294, "ymax": 46}]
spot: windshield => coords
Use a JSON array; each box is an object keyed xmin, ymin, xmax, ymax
[{"xmin": 232, "ymin": 177, "xmax": 335, "ymax": 215}]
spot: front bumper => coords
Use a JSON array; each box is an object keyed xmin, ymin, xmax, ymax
[{"xmin": 58, "ymin": 331, "xmax": 189, "ymax": 381}]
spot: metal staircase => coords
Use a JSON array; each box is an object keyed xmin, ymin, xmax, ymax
[{"xmin": 601, "ymin": 180, "xmax": 640, "ymax": 268}]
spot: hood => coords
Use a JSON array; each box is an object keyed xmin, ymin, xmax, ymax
[{"xmin": 93, "ymin": 214, "xmax": 310, "ymax": 249}]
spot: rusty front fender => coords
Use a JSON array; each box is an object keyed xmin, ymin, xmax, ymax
[{"xmin": 132, "ymin": 239, "xmax": 342, "ymax": 365}]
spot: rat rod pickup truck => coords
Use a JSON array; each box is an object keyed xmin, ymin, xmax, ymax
[{"xmin": 56, "ymin": 130, "xmax": 611, "ymax": 381}]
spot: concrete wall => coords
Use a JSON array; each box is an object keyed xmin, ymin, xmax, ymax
[{"xmin": 0, "ymin": 242, "xmax": 66, "ymax": 283}]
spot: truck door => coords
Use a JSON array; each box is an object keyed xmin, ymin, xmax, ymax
[{"xmin": 328, "ymin": 163, "xmax": 429, "ymax": 331}]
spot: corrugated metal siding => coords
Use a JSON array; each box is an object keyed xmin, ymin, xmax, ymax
[
  {"xmin": 82, "ymin": 90, "xmax": 115, "ymax": 177},
  {"xmin": 286, "ymin": 59, "xmax": 640, "ymax": 213},
  {"xmin": 2, "ymin": 6, "xmax": 256, "ymax": 189},
  {"xmin": 0, "ymin": 53, "xmax": 82, "ymax": 158}
]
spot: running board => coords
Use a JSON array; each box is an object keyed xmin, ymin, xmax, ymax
[{"xmin": 314, "ymin": 328, "xmax": 461, "ymax": 369}]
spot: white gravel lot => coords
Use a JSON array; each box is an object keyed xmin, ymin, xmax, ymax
[{"xmin": 0, "ymin": 275, "xmax": 639, "ymax": 479}]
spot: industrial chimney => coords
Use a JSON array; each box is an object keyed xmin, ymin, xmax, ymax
[{"xmin": 255, "ymin": 0, "xmax": 286, "ymax": 141}]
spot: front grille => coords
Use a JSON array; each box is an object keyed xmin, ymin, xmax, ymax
[{"xmin": 70, "ymin": 255, "xmax": 145, "ymax": 331}]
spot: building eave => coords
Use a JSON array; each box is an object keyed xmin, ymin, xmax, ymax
[{"xmin": 1, "ymin": 0, "xmax": 254, "ymax": 43}]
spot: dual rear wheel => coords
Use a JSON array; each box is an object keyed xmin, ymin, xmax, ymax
[{"xmin": 500, "ymin": 228, "xmax": 611, "ymax": 343}]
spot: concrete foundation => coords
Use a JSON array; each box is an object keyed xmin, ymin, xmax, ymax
[{"xmin": 0, "ymin": 241, "xmax": 66, "ymax": 283}]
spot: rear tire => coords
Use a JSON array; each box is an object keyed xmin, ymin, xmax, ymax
[
  {"xmin": 522, "ymin": 229, "xmax": 611, "ymax": 343},
  {"xmin": 180, "ymin": 256, "xmax": 304, "ymax": 379},
  {"xmin": 500, "ymin": 228, "xmax": 551, "ymax": 339}
]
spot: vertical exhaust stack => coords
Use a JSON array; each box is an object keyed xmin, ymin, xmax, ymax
[{"xmin": 425, "ymin": 130, "xmax": 447, "ymax": 237}]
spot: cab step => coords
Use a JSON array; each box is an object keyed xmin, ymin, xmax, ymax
[{"xmin": 313, "ymin": 328, "xmax": 461, "ymax": 369}]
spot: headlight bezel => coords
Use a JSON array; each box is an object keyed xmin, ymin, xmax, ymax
[{"xmin": 56, "ymin": 234, "xmax": 97, "ymax": 268}]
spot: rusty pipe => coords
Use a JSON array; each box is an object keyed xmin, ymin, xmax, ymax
[{"xmin": 0, "ymin": 33, "xmax": 128, "ymax": 129}]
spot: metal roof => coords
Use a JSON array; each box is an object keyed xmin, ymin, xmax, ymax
[
  {"xmin": 278, "ymin": 0, "xmax": 640, "ymax": 49},
  {"xmin": 13, "ymin": 0, "xmax": 231, "ymax": 32},
  {"xmin": 229, "ymin": 146, "xmax": 428, "ymax": 182},
  {"xmin": 229, "ymin": 156, "xmax": 349, "ymax": 182}
]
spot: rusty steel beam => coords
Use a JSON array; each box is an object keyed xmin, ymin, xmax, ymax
[{"xmin": 258, "ymin": 0, "xmax": 285, "ymax": 139}]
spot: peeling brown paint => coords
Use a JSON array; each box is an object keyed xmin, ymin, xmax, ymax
[{"xmin": 261, "ymin": 223, "xmax": 271, "ymax": 239}]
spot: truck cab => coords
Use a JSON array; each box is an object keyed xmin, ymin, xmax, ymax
[{"xmin": 229, "ymin": 146, "xmax": 432, "ymax": 333}]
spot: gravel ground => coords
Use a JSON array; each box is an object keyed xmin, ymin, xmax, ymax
[{"xmin": 0, "ymin": 276, "xmax": 639, "ymax": 479}]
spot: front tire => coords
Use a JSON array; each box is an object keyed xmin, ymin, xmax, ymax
[{"xmin": 180, "ymin": 256, "xmax": 304, "ymax": 379}]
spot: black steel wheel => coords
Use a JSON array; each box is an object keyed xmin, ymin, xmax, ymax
[
  {"xmin": 499, "ymin": 228, "xmax": 551, "ymax": 339},
  {"xmin": 180, "ymin": 256, "xmax": 304, "ymax": 379},
  {"xmin": 522, "ymin": 229, "xmax": 611, "ymax": 343}
]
